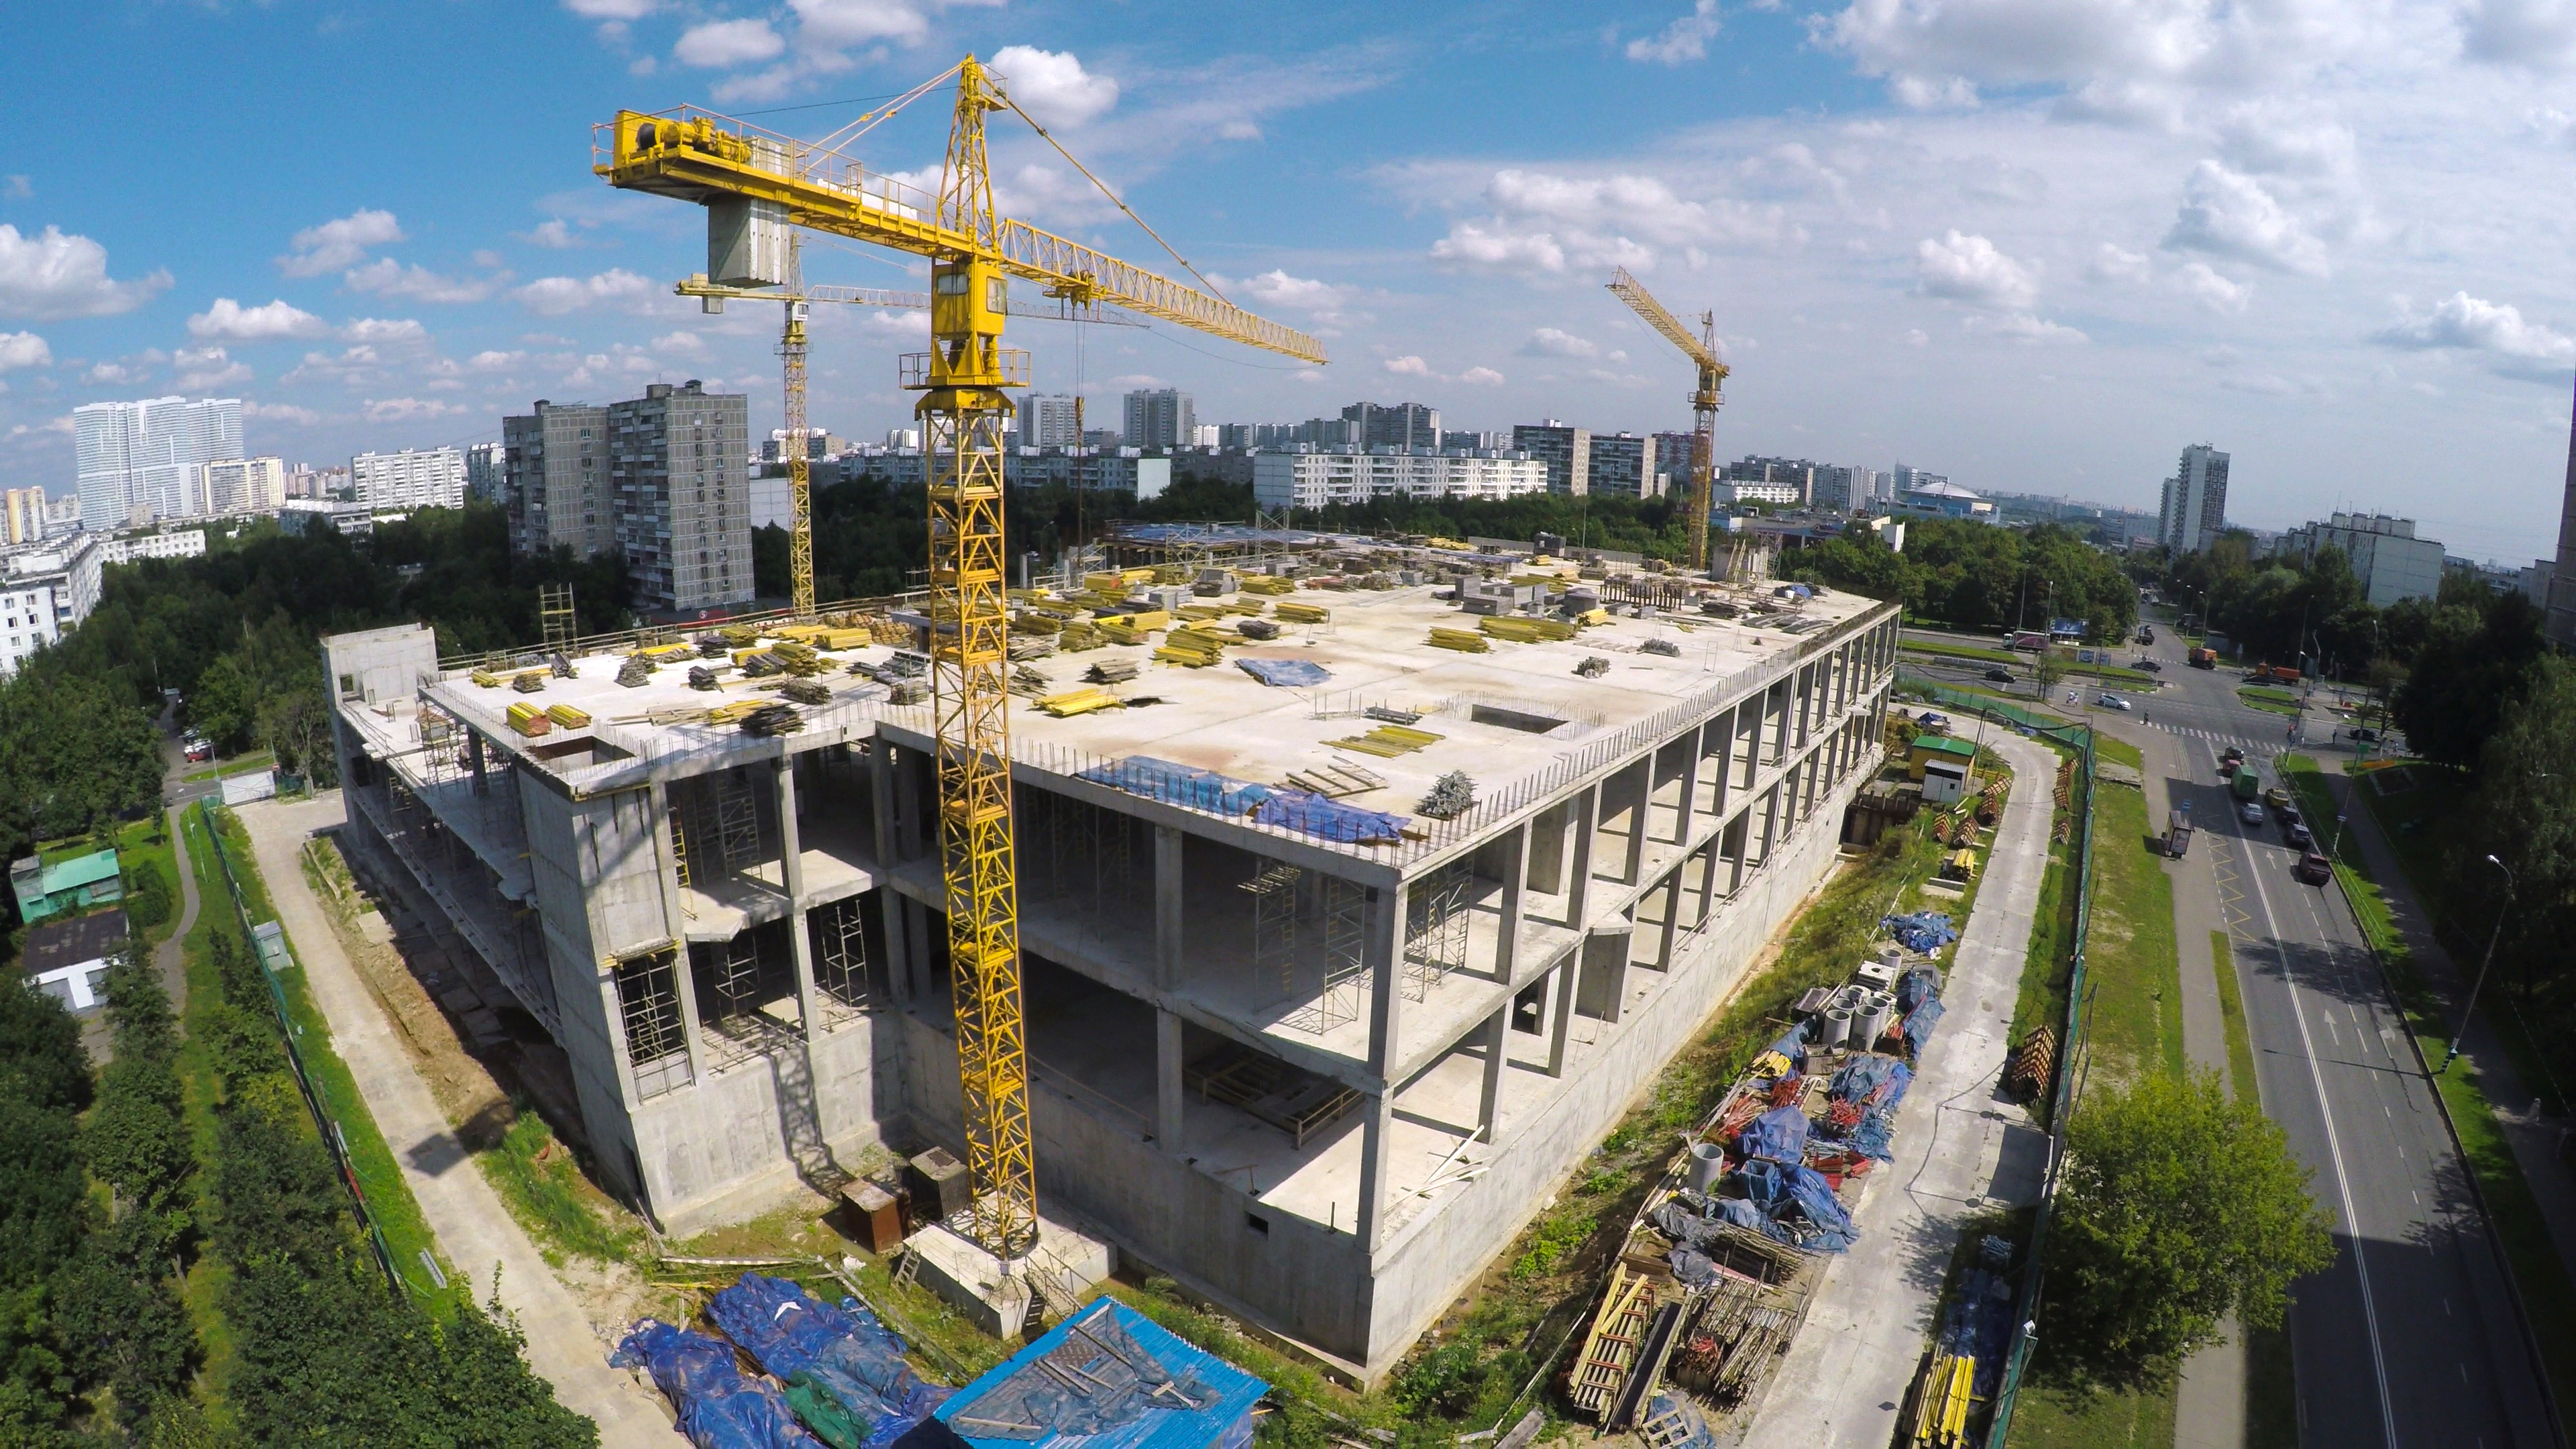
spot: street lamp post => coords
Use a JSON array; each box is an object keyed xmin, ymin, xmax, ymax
[{"xmin": 2442, "ymin": 855, "xmax": 2514, "ymax": 1073}]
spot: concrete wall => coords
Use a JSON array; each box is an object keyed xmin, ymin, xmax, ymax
[{"xmin": 636, "ymin": 1015, "xmax": 885, "ymax": 1230}]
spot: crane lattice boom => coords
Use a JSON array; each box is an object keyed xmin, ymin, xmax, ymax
[{"xmin": 1606, "ymin": 266, "xmax": 1728, "ymax": 572}]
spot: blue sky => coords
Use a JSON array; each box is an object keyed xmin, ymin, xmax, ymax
[{"xmin": 5, "ymin": 0, "xmax": 2575, "ymax": 561}]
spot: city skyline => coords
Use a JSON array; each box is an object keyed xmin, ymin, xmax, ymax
[{"xmin": 5, "ymin": 3, "xmax": 2575, "ymax": 560}]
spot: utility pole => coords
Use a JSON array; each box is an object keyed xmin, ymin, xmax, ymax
[{"xmin": 2443, "ymin": 855, "xmax": 2514, "ymax": 1073}]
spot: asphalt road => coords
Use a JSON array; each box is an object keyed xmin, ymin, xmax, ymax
[{"xmin": 2132, "ymin": 623, "xmax": 2549, "ymax": 1446}]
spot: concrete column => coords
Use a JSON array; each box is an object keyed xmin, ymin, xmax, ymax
[
  {"xmin": 1364, "ymin": 885, "xmax": 1407, "ymax": 1077},
  {"xmin": 776, "ymin": 760, "xmax": 819, "ymax": 1037},
  {"xmin": 881, "ymin": 889, "xmax": 913, "ymax": 1006},
  {"xmin": 668, "ymin": 941, "xmax": 709, "ymax": 1068},
  {"xmin": 1568, "ymin": 785, "xmax": 1601, "ymax": 927},
  {"xmin": 1620, "ymin": 761, "xmax": 1648, "ymax": 885},
  {"xmin": 1153, "ymin": 824, "xmax": 1184, "ymax": 990},
  {"xmin": 1476, "ymin": 1005, "xmax": 1509, "ymax": 1138},
  {"xmin": 1672, "ymin": 722, "xmax": 1704, "ymax": 845},
  {"xmin": 1656, "ymin": 871, "xmax": 1682, "ymax": 969},
  {"xmin": 1495, "ymin": 821, "xmax": 1527, "ymax": 982},
  {"xmin": 1357, "ymin": 1092, "xmax": 1393, "ymax": 1248},
  {"xmin": 1712, "ymin": 705, "xmax": 1735, "ymax": 819},
  {"xmin": 869, "ymin": 738, "xmax": 896, "ymax": 867},
  {"xmin": 1156, "ymin": 1008, "xmax": 1185, "ymax": 1153},
  {"xmin": 1546, "ymin": 957, "xmax": 1576, "ymax": 1077},
  {"xmin": 906, "ymin": 897, "xmax": 935, "ymax": 1006},
  {"xmin": 468, "ymin": 731, "xmax": 488, "ymax": 797},
  {"xmin": 1695, "ymin": 839, "xmax": 1719, "ymax": 923},
  {"xmin": 894, "ymin": 745, "xmax": 923, "ymax": 861},
  {"xmin": 1798, "ymin": 663, "xmax": 1816, "ymax": 747},
  {"xmin": 1759, "ymin": 785, "xmax": 1779, "ymax": 865}
]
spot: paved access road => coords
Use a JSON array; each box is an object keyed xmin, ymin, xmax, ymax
[{"xmin": 2129, "ymin": 624, "xmax": 2548, "ymax": 1447}]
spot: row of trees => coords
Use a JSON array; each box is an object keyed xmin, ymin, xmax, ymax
[{"xmin": 1780, "ymin": 518, "xmax": 2139, "ymax": 641}]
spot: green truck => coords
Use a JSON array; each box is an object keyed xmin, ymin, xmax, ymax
[{"xmin": 2232, "ymin": 764, "xmax": 2261, "ymax": 802}]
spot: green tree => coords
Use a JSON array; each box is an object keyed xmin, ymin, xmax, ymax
[
  {"xmin": 184, "ymin": 655, "xmax": 256, "ymax": 751},
  {"xmin": 2042, "ymin": 1071, "xmax": 2332, "ymax": 1383},
  {"xmin": 0, "ymin": 668, "xmax": 164, "ymax": 859},
  {"xmin": 2461, "ymin": 656, "xmax": 2576, "ymax": 1017},
  {"xmin": 2392, "ymin": 590, "xmax": 2548, "ymax": 769}
]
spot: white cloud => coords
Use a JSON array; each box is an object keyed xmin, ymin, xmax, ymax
[
  {"xmin": 343, "ymin": 317, "xmax": 429, "ymax": 345},
  {"xmin": 1627, "ymin": 0, "xmax": 1721, "ymax": 64},
  {"xmin": 0, "ymin": 225, "xmax": 172, "ymax": 321},
  {"xmin": 1520, "ymin": 327, "xmax": 1600, "ymax": 358},
  {"xmin": 0, "ymin": 331, "xmax": 49, "ymax": 371},
  {"xmin": 653, "ymin": 331, "xmax": 708, "ymax": 354},
  {"xmin": 2088, "ymin": 242, "xmax": 2152, "ymax": 284},
  {"xmin": 362, "ymin": 397, "xmax": 470, "ymax": 423},
  {"xmin": 2462, "ymin": 0, "xmax": 2576, "ymax": 72},
  {"xmin": 278, "ymin": 209, "xmax": 403, "ymax": 278},
  {"xmin": 515, "ymin": 268, "xmax": 653, "ymax": 315},
  {"xmin": 1230, "ymin": 269, "xmax": 1348, "ymax": 311},
  {"xmin": 1383, "ymin": 355, "xmax": 1433, "ymax": 376},
  {"xmin": 2374, "ymin": 290, "xmax": 2575, "ymax": 362},
  {"xmin": 1, "ymin": 176, "xmax": 28, "ymax": 199},
  {"xmin": 993, "ymin": 47, "xmax": 1120, "ymax": 127},
  {"xmin": 85, "ymin": 361, "xmax": 131, "ymax": 384},
  {"xmin": 676, "ymin": 18, "xmax": 785, "ymax": 67},
  {"xmin": 564, "ymin": 0, "xmax": 655, "ymax": 16},
  {"xmin": 1890, "ymin": 74, "xmax": 1980, "ymax": 109},
  {"xmin": 468, "ymin": 350, "xmax": 527, "ymax": 371},
  {"xmin": 2174, "ymin": 260, "xmax": 2251, "ymax": 313},
  {"xmin": 1965, "ymin": 312, "xmax": 2086, "ymax": 344},
  {"xmin": 2163, "ymin": 160, "xmax": 2329, "ymax": 275},
  {"xmin": 242, "ymin": 400, "xmax": 322, "ymax": 425},
  {"xmin": 345, "ymin": 258, "xmax": 506, "ymax": 303},
  {"xmin": 526, "ymin": 219, "xmax": 580, "ymax": 248},
  {"xmin": 791, "ymin": 0, "xmax": 928, "ymax": 47},
  {"xmin": 1913, "ymin": 230, "xmax": 2037, "ymax": 310},
  {"xmin": 5, "ymin": 415, "xmax": 74, "ymax": 440},
  {"xmin": 1428, "ymin": 168, "xmax": 1800, "ymax": 276},
  {"xmin": 189, "ymin": 297, "xmax": 331, "ymax": 341},
  {"xmin": 174, "ymin": 345, "xmax": 252, "ymax": 389},
  {"xmin": 1106, "ymin": 373, "xmax": 1167, "ymax": 389},
  {"xmin": 1459, "ymin": 366, "xmax": 1507, "ymax": 386}
]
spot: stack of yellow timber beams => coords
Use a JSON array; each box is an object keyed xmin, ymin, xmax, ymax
[
  {"xmin": 1326, "ymin": 724, "xmax": 1444, "ymax": 757},
  {"xmin": 1567, "ymin": 1264, "xmax": 1657, "ymax": 1420},
  {"xmin": 1481, "ymin": 615, "xmax": 1578, "ymax": 643},
  {"xmin": 1273, "ymin": 600, "xmax": 1330, "ymax": 624},
  {"xmin": 544, "ymin": 703, "xmax": 592, "ymax": 729},
  {"xmin": 1153, "ymin": 625, "xmax": 1229, "ymax": 667},
  {"xmin": 1428, "ymin": 627, "xmax": 1489, "ymax": 653},
  {"xmin": 1239, "ymin": 575, "xmax": 1295, "ymax": 596},
  {"xmin": 504, "ymin": 702, "xmax": 551, "ymax": 736},
  {"xmin": 1036, "ymin": 686, "xmax": 1123, "ymax": 718}
]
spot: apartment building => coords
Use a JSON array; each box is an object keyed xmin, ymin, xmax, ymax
[{"xmin": 1252, "ymin": 450, "xmax": 1548, "ymax": 509}]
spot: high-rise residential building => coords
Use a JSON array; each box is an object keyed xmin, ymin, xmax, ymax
[
  {"xmin": 1725, "ymin": 455, "xmax": 1823, "ymax": 507},
  {"xmin": 2158, "ymin": 443, "xmax": 2230, "ymax": 555},
  {"xmin": 352, "ymin": 448, "xmax": 468, "ymax": 511},
  {"xmin": 1291, "ymin": 416, "xmax": 1358, "ymax": 448},
  {"xmin": 2552, "ymin": 378, "xmax": 2576, "ymax": 647},
  {"xmin": 1026, "ymin": 394, "xmax": 1083, "ymax": 448},
  {"xmin": 1650, "ymin": 431, "xmax": 1700, "ymax": 495},
  {"xmin": 1441, "ymin": 429, "xmax": 1507, "ymax": 453},
  {"xmin": 464, "ymin": 441, "xmax": 506, "ymax": 504},
  {"xmin": 1123, "ymin": 388, "xmax": 1194, "ymax": 449},
  {"xmin": 4, "ymin": 487, "xmax": 46, "ymax": 545},
  {"xmin": 197, "ymin": 457, "xmax": 287, "ymax": 517},
  {"xmin": 285, "ymin": 464, "xmax": 348, "ymax": 500},
  {"xmin": 1252, "ymin": 450, "xmax": 1550, "ymax": 508},
  {"xmin": 1185, "ymin": 424, "xmax": 1221, "ymax": 448},
  {"xmin": 0, "ymin": 533, "xmax": 102, "ymax": 680},
  {"xmin": 1587, "ymin": 433, "xmax": 1660, "ymax": 498},
  {"xmin": 2274, "ymin": 513, "xmax": 2444, "ymax": 606},
  {"xmin": 1512, "ymin": 421, "xmax": 1591, "ymax": 495},
  {"xmin": 1341, "ymin": 400, "xmax": 1441, "ymax": 453},
  {"xmin": 1890, "ymin": 464, "xmax": 1948, "ymax": 497},
  {"xmin": 505, "ymin": 400, "xmax": 613, "ymax": 559},
  {"xmin": 610, "ymin": 380, "xmax": 753, "ymax": 616},
  {"xmin": 72, "ymin": 396, "xmax": 241, "ymax": 529}
]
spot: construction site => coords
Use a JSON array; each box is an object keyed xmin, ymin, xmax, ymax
[{"xmin": 325, "ymin": 543, "xmax": 1896, "ymax": 1380}]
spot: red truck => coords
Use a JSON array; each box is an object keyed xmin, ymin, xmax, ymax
[
  {"xmin": 2253, "ymin": 663, "xmax": 2302, "ymax": 684},
  {"xmin": 2188, "ymin": 647, "xmax": 2218, "ymax": 669}
]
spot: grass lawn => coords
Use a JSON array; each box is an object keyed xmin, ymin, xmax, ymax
[
  {"xmin": 2004, "ymin": 1378, "xmax": 2179, "ymax": 1448},
  {"xmin": 2276, "ymin": 755, "xmax": 2576, "ymax": 1418},
  {"xmin": 111, "ymin": 812, "xmax": 183, "ymax": 948},
  {"xmin": 2074, "ymin": 779, "xmax": 2186, "ymax": 1085},
  {"xmin": 2235, "ymin": 691, "xmax": 2301, "ymax": 718},
  {"xmin": 194, "ymin": 802, "xmax": 455, "ymax": 1308},
  {"xmin": 182, "ymin": 748, "xmax": 274, "ymax": 784}
]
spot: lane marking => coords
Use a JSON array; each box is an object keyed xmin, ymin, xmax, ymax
[{"xmin": 2240, "ymin": 819, "xmax": 2400, "ymax": 1449}]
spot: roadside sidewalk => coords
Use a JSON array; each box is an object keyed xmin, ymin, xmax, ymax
[
  {"xmin": 2325, "ymin": 767, "xmax": 2576, "ymax": 1289},
  {"xmin": 231, "ymin": 792, "xmax": 675, "ymax": 1446},
  {"xmin": 1746, "ymin": 731, "xmax": 2056, "ymax": 1449}
]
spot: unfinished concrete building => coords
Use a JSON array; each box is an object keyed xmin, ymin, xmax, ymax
[{"xmin": 323, "ymin": 567, "xmax": 1897, "ymax": 1382}]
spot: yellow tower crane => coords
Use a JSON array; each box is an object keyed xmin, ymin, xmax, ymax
[
  {"xmin": 1605, "ymin": 266, "xmax": 1729, "ymax": 572},
  {"xmin": 674, "ymin": 248, "xmax": 1140, "ymax": 617},
  {"xmin": 597, "ymin": 58, "xmax": 1326, "ymax": 1260}
]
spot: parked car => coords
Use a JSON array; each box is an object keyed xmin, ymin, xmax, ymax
[
  {"xmin": 2263, "ymin": 786, "xmax": 2290, "ymax": 808},
  {"xmin": 2240, "ymin": 800, "xmax": 2265, "ymax": 825},
  {"xmin": 2096, "ymin": 692, "xmax": 2132, "ymax": 711},
  {"xmin": 2294, "ymin": 851, "xmax": 2333, "ymax": 885},
  {"xmin": 2287, "ymin": 822, "xmax": 2314, "ymax": 848},
  {"xmin": 1984, "ymin": 667, "xmax": 2014, "ymax": 683},
  {"xmin": 182, "ymin": 737, "xmax": 213, "ymax": 763},
  {"xmin": 2349, "ymin": 726, "xmax": 2382, "ymax": 743},
  {"xmin": 2279, "ymin": 802, "xmax": 2301, "ymax": 826}
]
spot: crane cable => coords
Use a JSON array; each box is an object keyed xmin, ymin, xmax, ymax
[{"xmin": 998, "ymin": 95, "xmax": 1236, "ymax": 308}]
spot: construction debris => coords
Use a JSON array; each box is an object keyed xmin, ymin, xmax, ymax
[
  {"xmin": 1085, "ymin": 659, "xmax": 1140, "ymax": 685},
  {"xmin": 1641, "ymin": 638, "xmax": 1682, "ymax": 657},
  {"xmin": 1273, "ymin": 600, "xmax": 1330, "ymax": 624},
  {"xmin": 1234, "ymin": 618, "xmax": 1281, "ymax": 641},
  {"xmin": 1576, "ymin": 655, "xmax": 1611, "ymax": 678},
  {"xmin": 780, "ymin": 678, "xmax": 832, "ymax": 707},
  {"xmin": 616, "ymin": 654, "xmax": 654, "ymax": 688},
  {"xmin": 739, "ymin": 703, "xmax": 804, "ymax": 736},
  {"xmin": 510, "ymin": 669, "xmax": 547, "ymax": 693},
  {"xmin": 1281, "ymin": 762, "xmax": 1385, "ymax": 798},
  {"xmin": 1417, "ymin": 770, "xmax": 1476, "ymax": 820},
  {"xmin": 687, "ymin": 666, "xmax": 721, "ymax": 691}
]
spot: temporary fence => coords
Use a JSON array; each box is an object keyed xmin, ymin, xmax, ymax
[
  {"xmin": 194, "ymin": 799, "xmax": 410, "ymax": 1299},
  {"xmin": 1980, "ymin": 715, "xmax": 2097, "ymax": 1447},
  {"xmin": 1894, "ymin": 667, "xmax": 2094, "ymax": 751}
]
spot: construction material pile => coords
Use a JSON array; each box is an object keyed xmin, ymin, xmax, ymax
[
  {"xmin": 1417, "ymin": 770, "xmax": 1476, "ymax": 820},
  {"xmin": 610, "ymin": 1318, "xmax": 822, "ymax": 1449},
  {"xmin": 689, "ymin": 666, "xmax": 722, "ymax": 691},
  {"xmin": 1896, "ymin": 966, "xmax": 1945, "ymax": 1057},
  {"xmin": 930, "ymin": 1299, "xmax": 1265, "ymax": 1449},
  {"xmin": 1881, "ymin": 911, "xmax": 1956, "ymax": 955},
  {"xmin": 1235, "ymin": 657, "xmax": 1329, "ymax": 688},
  {"xmin": 1817, "ymin": 1055, "xmax": 1912, "ymax": 1162},
  {"xmin": 741, "ymin": 703, "xmax": 804, "ymax": 736},
  {"xmin": 705, "ymin": 1273, "xmax": 948, "ymax": 1449},
  {"xmin": 618, "ymin": 654, "xmax": 654, "ymax": 688},
  {"xmin": 780, "ymin": 678, "xmax": 832, "ymax": 708}
]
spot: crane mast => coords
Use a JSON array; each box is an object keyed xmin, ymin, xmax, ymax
[
  {"xmin": 598, "ymin": 57, "xmax": 1322, "ymax": 1263},
  {"xmin": 1605, "ymin": 267, "xmax": 1729, "ymax": 572}
]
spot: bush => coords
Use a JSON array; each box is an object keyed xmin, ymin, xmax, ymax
[{"xmin": 120, "ymin": 865, "xmax": 170, "ymax": 931}]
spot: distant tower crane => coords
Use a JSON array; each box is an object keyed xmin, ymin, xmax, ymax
[
  {"xmin": 1605, "ymin": 266, "xmax": 1729, "ymax": 572},
  {"xmin": 598, "ymin": 58, "xmax": 1325, "ymax": 1260}
]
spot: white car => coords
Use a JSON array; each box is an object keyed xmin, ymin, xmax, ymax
[
  {"xmin": 2096, "ymin": 692, "xmax": 2132, "ymax": 711},
  {"xmin": 2240, "ymin": 800, "xmax": 2265, "ymax": 825}
]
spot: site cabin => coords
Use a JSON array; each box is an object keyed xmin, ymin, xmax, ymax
[{"xmin": 1907, "ymin": 735, "xmax": 1978, "ymax": 783}]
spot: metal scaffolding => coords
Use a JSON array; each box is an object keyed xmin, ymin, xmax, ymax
[
  {"xmin": 814, "ymin": 897, "xmax": 869, "ymax": 1010},
  {"xmin": 539, "ymin": 582, "xmax": 578, "ymax": 653},
  {"xmin": 1283, "ymin": 872, "xmax": 1367, "ymax": 1036},
  {"xmin": 613, "ymin": 948, "xmax": 691, "ymax": 1100},
  {"xmin": 1240, "ymin": 860, "xmax": 1301, "ymax": 1002},
  {"xmin": 712, "ymin": 772, "xmax": 761, "ymax": 873},
  {"xmin": 1405, "ymin": 859, "xmax": 1474, "ymax": 1002}
]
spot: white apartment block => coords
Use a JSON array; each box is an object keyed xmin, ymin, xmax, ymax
[
  {"xmin": 0, "ymin": 534, "xmax": 102, "ymax": 680},
  {"xmin": 353, "ymin": 447, "xmax": 468, "ymax": 510},
  {"xmin": 1025, "ymin": 394, "xmax": 1082, "ymax": 448},
  {"xmin": 195, "ymin": 457, "xmax": 287, "ymax": 517},
  {"xmin": 4, "ymin": 487, "xmax": 47, "ymax": 545},
  {"xmin": 2159, "ymin": 443, "xmax": 2230, "ymax": 555},
  {"xmin": 1715, "ymin": 480, "xmax": 1804, "ymax": 506},
  {"xmin": 2274, "ymin": 512, "xmax": 2445, "ymax": 608},
  {"xmin": 73, "ymin": 396, "xmax": 243, "ymax": 529},
  {"xmin": 99, "ymin": 530, "xmax": 207, "ymax": 566},
  {"xmin": 1252, "ymin": 449, "xmax": 1549, "ymax": 509}
]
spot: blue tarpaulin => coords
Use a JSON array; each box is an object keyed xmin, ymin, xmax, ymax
[
  {"xmin": 1733, "ymin": 1158, "xmax": 1858, "ymax": 1254},
  {"xmin": 1762, "ymin": 1020, "xmax": 1809, "ymax": 1073},
  {"xmin": 1077, "ymin": 758, "xmax": 1273, "ymax": 816},
  {"xmin": 611, "ymin": 1319, "xmax": 827, "ymax": 1449},
  {"xmin": 1898, "ymin": 966, "xmax": 1945, "ymax": 1055},
  {"xmin": 1940, "ymin": 1268, "xmax": 2018, "ymax": 1399},
  {"xmin": 1234, "ymin": 658, "xmax": 1331, "ymax": 688},
  {"xmin": 1735, "ymin": 1104, "xmax": 1810, "ymax": 1165},
  {"xmin": 706, "ymin": 1273, "xmax": 947, "ymax": 1448},
  {"xmin": 1827, "ymin": 1055, "xmax": 1913, "ymax": 1111},
  {"xmin": 1642, "ymin": 1394, "xmax": 1720, "ymax": 1449},
  {"xmin": 1902, "ymin": 997, "xmax": 1946, "ymax": 1057},
  {"xmin": 1248, "ymin": 790, "xmax": 1411, "ymax": 843},
  {"xmin": 1883, "ymin": 912, "xmax": 1957, "ymax": 954},
  {"xmin": 934, "ymin": 1298, "xmax": 1266, "ymax": 1449}
]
